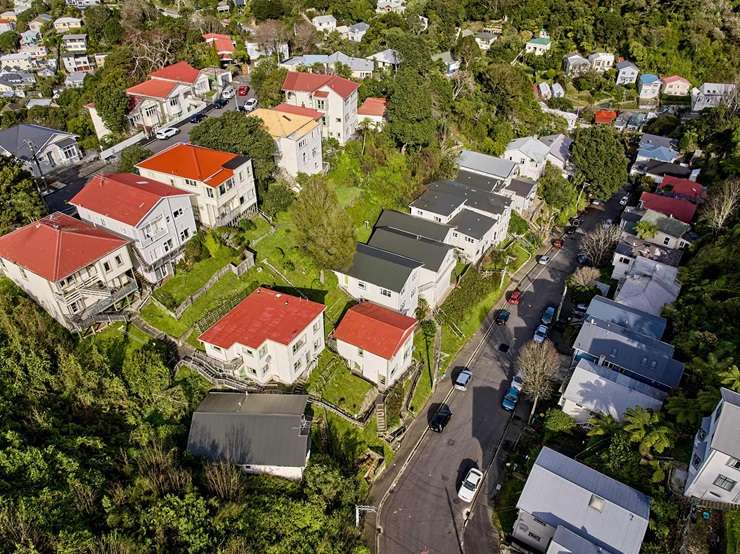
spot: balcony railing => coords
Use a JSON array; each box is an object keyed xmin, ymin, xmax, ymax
[{"xmin": 65, "ymin": 279, "xmax": 139, "ymax": 327}]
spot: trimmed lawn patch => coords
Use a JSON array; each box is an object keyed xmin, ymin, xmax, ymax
[
  {"xmin": 155, "ymin": 247, "xmax": 239, "ymax": 306},
  {"xmin": 409, "ymin": 330, "xmax": 435, "ymax": 413},
  {"xmin": 307, "ymin": 350, "xmax": 374, "ymax": 416}
]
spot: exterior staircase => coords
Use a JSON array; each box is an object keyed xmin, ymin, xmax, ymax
[{"xmin": 376, "ymin": 395, "xmax": 387, "ymax": 434}]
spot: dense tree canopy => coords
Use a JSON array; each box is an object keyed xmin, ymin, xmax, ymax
[
  {"xmin": 571, "ymin": 126, "xmax": 628, "ymax": 200},
  {"xmin": 0, "ymin": 158, "xmax": 46, "ymax": 234}
]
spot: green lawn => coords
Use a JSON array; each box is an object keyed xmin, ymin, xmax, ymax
[
  {"xmin": 492, "ymin": 472, "xmax": 526, "ymax": 535},
  {"xmin": 409, "ymin": 330, "xmax": 436, "ymax": 413},
  {"xmin": 88, "ymin": 321, "xmax": 152, "ymax": 365},
  {"xmin": 307, "ymin": 351, "xmax": 374, "ymax": 416}
]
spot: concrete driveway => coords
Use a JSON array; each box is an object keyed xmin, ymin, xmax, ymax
[{"xmin": 369, "ymin": 195, "xmax": 624, "ymax": 554}]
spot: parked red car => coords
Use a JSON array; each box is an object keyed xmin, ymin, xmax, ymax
[
  {"xmin": 507, "ymin": 289, "xmax": 522, "ymax": 305},
  {"xmin": 238, "ymin": 85, "xmax": 250, "ymax": 96}
]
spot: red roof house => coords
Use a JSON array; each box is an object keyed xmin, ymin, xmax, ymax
[
  {"xmin": 335, "ymin": 302, "xmax": 416, "ymax": 360},
  {"xmin": 639, "ymin": 192, "xmax": 697, "ymax": 223},
  {"xmin": 657, "ymin": 176, "xmax": 706, "ymax": 203},
  {"xmin": 357, "ymin": 97, "xmax": 387, "ymax": 118},
  {"xmin": 70, "ymin": 173, "xmax": 192, "ymax": 226},
  {"xmin": 203, "ymin": 33, "xmax": 236, "ymax": 61},
  {"xmin": 199, "ymin": 287, "xmax": 325, "ymax": 349},
  {"xmin": 136, "ymin": 143, "xmax": 244, "ymax": 187},
  {"xmin": 149, "ymin": 61, "xmax": 202, "ymax": 85},
  {"xmin": 594, "ymin": 110, "xmax": 618, "ymax": 125},
  {"xmin": 0, "ymin": 212, "xmax": 129, "ymax": 282},
  {"xmin": 282, "ymin": 71, "xmax": 359, "ymax": 99},
  {"xmin": 274, "ymin": 102, "xmax": 323, "ymax": 121}
]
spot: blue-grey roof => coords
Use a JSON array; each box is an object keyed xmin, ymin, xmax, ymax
[
  {"xmin": 540, "ymin": 133, "xmax": 572, "ymax": 164},
  {"xmin": 374, "ymin": 209, "xmax": 451, "ymax": 242},
  {"xmin": 423, "ymin": 180, "xmax": 511, "ymax": 219},
  {"xmin": 410, "ymin": 187, "xmax": 463, "ymax": 216},
  {"xmin": 616, "ymin": 60, "xmax": 637, "ymax": 70},
  {"xmin": 349, "ymin": 21, "xmax": 369, "ymax": 32},
  {"xmin": 187, "ymin": 392, "xmax": 310, "ymax": 468},
  {"xmin": 0, "ymin": 123, "xmax": 71, "ymax": 161},
  {"xmin": 640, "ymin": 133, "xmax": 677, "ymax": 150},
  {"xmin": 547, "ymin": 525, "xmax": 606, "ymax": 554},
  {"xmin": 345, "ymin": 243, "xmax": 421, "ymax": 292},
  {"xmin": 368, "ymin": 227, "xmax": 452, "ymax": 272},
  {"xmin": 637, "ymin": 145, "xmax": 679, "ymax": 163},
  {"xmin": 585, "ymin": 295, "xmax": 666, "ymax": 339},
  {"xmin": 518, "ymin": 447, "xmax": 650, "ymax": 554},
  {"xmin": 574, "ymin": 318, "xmax": 684, "ymax": 389},
  {"xmin": 640, "ymin": 73, "xmax": 659, "ymax": 84},
  {"xmin": 458, "ymin": 149, "xmax": 516, "ymax": 180}
]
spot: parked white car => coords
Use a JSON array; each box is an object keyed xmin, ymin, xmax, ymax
[
  {"xmin": 458, "ymin": 468, "xmax": 483, "ymax": 503},
  {"xmin": 221, "ymin": 86, "xmax": 235, "ymax": 99},
  {"xmin": 154, "ymin": 127, "xmax": 179, "ymax": 140},
  {"xmin": 241, "ymin": 97, "xmax": 258, "ymax": 112}
]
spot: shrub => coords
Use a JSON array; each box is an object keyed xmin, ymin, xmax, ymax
[
  {"xmin": 154, "ymin": 290, "xmax": 177, "ymax": 310},
  {"xmin": 261, "ymin": 182, "xmax": 295, "ymax": 218},
  {"xmin": 239, "ymin": 219, "xmax": 256, "ymax": 232},
  {"xmin": 182, "ymin": 232, "xmax": 207, "ymax": 269},
  {"xmin": 508, "ymin": 211, "xmax": 529, "ymax": 235}
]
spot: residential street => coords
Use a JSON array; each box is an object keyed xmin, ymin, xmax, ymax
[
  {"xmin": 42, "ymin": 76, "xmax": 253, "ymax": 215},
  {"xmin": 368, "ymin": 196, "xmax": 624, "ymax": 554}
]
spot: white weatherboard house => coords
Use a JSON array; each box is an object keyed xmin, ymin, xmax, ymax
[
  {"xmin": 525, "ymin": 36, "xmax": 551, "ymax": 56},
  {"xmin": 563, "ymin": 53, "xmax": 590, "ymax": 77},
  {"xmin": 311, "ymin": 14, "xmax": 336, "ymax": 32},
  {"xmin": 336, "ymin": 243, "xmax": 422, "ymax": 316},
  {"xmin": 136, "ymin": 143, "xmax": 257, "ymax": 229},
  {"xmin": 187, "ymin": 392, "xmax": 311, "ymax": 480},
  {"xmin": 280, "ymin": 52, "xmax": 374, "ymax": 80},
  {"xmin": 0, "ymin": 123, "xmax": 82, "ymax": 177},
  {"xmin": 615, "ymin": 60, "xmax": 638, "ymax": 85},
  {"xmin": 685, "ymin": 388, "xmax": 740, "ymax": 504},
  {"xmin": 70, "ymin": 173, "xmax": 197, "ymax": 283},
  {"xmin": 504, "ymin": 136, "xmax": 550, "ymax": 180},
  {"xmin": 281, "ymin": 71, "xmax": 359, "ymax": 144},
  {"xmin": 513, "ymin": 447, "xmax": 650, "ymax": 553},
  {"xmin": 691, "ymin": 83, "xmax": 737, "ymax": 111},
  {"xmin": 335, "ymin": 302, "xmax": 416, "ymax": 390},
  {"xmin": 199, "ymin": 288, "xmax": 325, "ymax": 385},
  {"xmin": 560, "ymin": 359, "xmax": 665, "ymax": 424},
  {"xmin": 0, "ymin": 212, "xmax": 138, "ymax": 331},
  {"xmin": 252, "ymin": 107, "xmax": 323, "ymax": 177},
  {"xmin": 588, "ymin": 52, "xmax": 614, "ymax": 72}
]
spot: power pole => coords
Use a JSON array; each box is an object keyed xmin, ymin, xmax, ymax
[{"xmin": 24, "ymin": 139, "xmax": 45, "ymax": 193}]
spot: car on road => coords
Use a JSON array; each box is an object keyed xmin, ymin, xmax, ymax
[
  {"xmin": 458, "ymin": 467, "xmax": 483, "ymax": 503},
  {"xmin": 429, "ymin": 404, "xmax": 452, "ymax": 432},
  {"xmin": 533, "ymin": 324, "xmax": 549, "ymax": 343},
  {"xmin": 619, "ymin": 195, "xmax": 629, "ymax": 206},
  {"xmin": 494, "ymin": 309, "xmax": 510, "ymax": 325},
  {"xmin": 241, "ymin": 97, "xmax": 258, "ymax": 112},
  {"xmin": 189, "ymin": 112, "xmax": 206, "ymax": 124},
  {"xmin": 507, "ymin": 289, "xmax": 522, "ymax": 305},
  {"xmin": 541, "ymin": 305, "xmax": 556, "ymax": 325},
  {"xmin": 537, "ymin": 255, "xmax": 551, "ymax": 265},
  {"xmin": 212, "ymin": 98, "xmax": 228, "ymax": 109},
  {"xmin": 552, "ymin": 238, "xmax": 564, "ymax": 249},
  {"xmin": 221, "ymin": 86, "xmax": 235, "ymax": 99},
  {"xmin": 576, "ymin": 253, "xmax": 591, "ymax": 266},
  {"xmin": 453, "ymin": 368, "xmax": 473, "ymax": 391},
  {"xmin": 501, "ymin": 386, "xmax": 520, "ymax": 412},
  {"xmin": 154, "ymin": 127, "xmax": 179, "ymax": 140},
  {"xmin": 238, "ymin": 85, "xmax": 250, "ymax": 96},
  {"xmin": 512, "ymin": 372, "xmax": 524, "ymax": 391}
]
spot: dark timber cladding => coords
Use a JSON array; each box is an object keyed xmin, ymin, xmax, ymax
[{"xmin": 345, "ymin": 243, "xmax": 422, "ymax": 292}]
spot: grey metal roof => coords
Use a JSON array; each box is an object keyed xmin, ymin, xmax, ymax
[
  {"xmin": 574, "ymin": 318, "xmax": 684, "ymax": 389},
  {"xmin": 507, "ymin": 177, "xmax": 536, "ymax": 198},
  {"xmin": 374, "ymin": 209, "xmax": 451, "ymax": 242},
  {"xmin": 640, "ymin": 133, "xmax": 677, "ymax": 150},
  {"xmin": 633, "ymin": 160, "xmax": 692, "ymax": 178},
  {"xmin": 518, "ymin": 447, "xmax": 650, "ymax": 554},
  {"xmin": 63, "ymin": 33, "xmax": 87, "ymax": 40},
  {"xmin": 428, "ymin": 180, "xmax": 511, "ymax": 218},
  {"xmin": 349, "ymin": 21, "xmax": 369, "ymax": 32},
  {"xmin": 186, "ymin": 392, "xmax": 310, "ymax": 468},
  {"xmin": 409, "ymin": 187, "xmax": 462, "ymax": 216},
  {"xmin": 448, "ymin": 209, "xmax": 496, "ymax": 240},
  {"xmin": 506, "ymin": 136, "xmax": 549, "ymax": 164},
  {"xmin": 282, "ymin": 52, "xmax": 374, "ymax": 73},
  {"xmin": 0, "ymin": 123, "xmax": 72, "ymax": 161},
  {"xmin": 585, "ymin": 295, "xmax": 666, "ymax": 339},
  {"xmin": 641, "ymin": 209, "xmax": 691, "ymax": 239},
  {"xmin": 615, "ymin": 235, "xmax": 683, "ymax": 267},
  {"xmin": 346, "ymin": 243, "xmax": 421, "ymax": 292},
  {"xmin": 455, "ymin": 169, "xmax": 503, "ymax": 193},
  {"xmin": 615, "ymin": 272, "xmax": 682, "ymax": 317},
  {"xmin": 547, "ymin": 525, "xmax": 606, "ymax": 554},
  {"xmin": 616, "ymin": 60, "xmax": 637, "ymax": 70},
  {"xmin": 368, "ymin": 227, "xmax": 452, "ymax": 272},
  {"xmin": 458, "ymin": 149, "xmax": 516, "ymax": 180},
  {"xmin": 710, "ymin": 388, "xmax": 740, "ymax": 459},
  {"xmin": 562, "ymin": 359, "xmax": 665, "ymax": 419},
  {"xmin": 539, "ymin": 133, "xmax": 572, "ymax": 164}
]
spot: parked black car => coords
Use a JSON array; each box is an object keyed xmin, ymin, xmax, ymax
[
  {"xmin": 430, "ymin": 405, "xmax": 452, "ymax": 432},
  {"xmin": 494, "ymin": 309, "xmax": 510, "ymax": 325},
  {"xmin": 189, "ymin": 112, "xmax": 206, "ymax": 124}
]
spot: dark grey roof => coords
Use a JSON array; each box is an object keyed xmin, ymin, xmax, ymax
[
  {"xmin": 409, "ymin": 187, "xmax": 462, "ymax": 216},
  {"xmin": 222, "ymin": 154, "xmax": 251, "ymax": 169},
  {"xmin": 518, "ymin": 447, "xmax": 650, "ymax": 554},
  {"xmin": 548, "ymin": 525, "xmax": 607, "ymax": 554},
  {"xmin": 710, "ymin": 388, "xmax": 740, "ymax": 459},
  {"xmin": 346, "ymin": 243, "xmax": 421, "ymax": 292},
  {"xmin": 368, "ymin": 227, "xmax": 452, "ymax": 272},
  {"xmin": 574, "ymin": 318, "xmax": 684, "ymax": 389},
  {"xmin": 448, "ymin": 209, "xmax": 496, "ymax": 240},
  {"xmin": 428, "ymin": 180, "xmax": 511, "ymax": 218},
  {"xmin": 0, "ymin": 123, "xmax": 71, "ymax": 161},
  {"xmin": 585, "ymin": 295, "xmax": 666, "ymax": 339},
  {"xmin": 641, "ymin": 209, "xmax": 691, "ymax": 239},
  {"xmin": 633, "ymin": 160, "xmax": 692, "ymax": 178},
  {"xmin": 456, "ymin": 169, "xmax": 502, "ymax": 193},
  {"xmin": 539, "ymin": 133, "xmax": 572, "ymax": 164},
  {"xmin": 375, "ymin": 209, "xmax": 451, "ymax": 242},
  {"xmin": 507, "ymin": 177, "xmax": 536, "ymax": 198},
  {"xmin": 186, "ymin": 392, "xmax": 310, "ymax": 468},
  {"xmin": 616, "ymin": 60, "xmax": 637, "ymax": 70},
  {"xmin": 615, "ymin": 235, "xmax": 683, "ymax": 267},
  {"xmin": 640, "ymin": 133, "xmax": 677, "ymax": 150}
]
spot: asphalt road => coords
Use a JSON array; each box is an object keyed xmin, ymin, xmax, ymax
[
  {"xmin": 42, "ymin": 76, "xmax": 254, "ymax": 215},
  {"xmin": 372, "ymin": 196, "xmax": 624, "ymax": 554}
]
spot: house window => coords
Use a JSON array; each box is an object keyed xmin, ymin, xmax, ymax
[
  {"xmin": 313, "ymin": 321, "xmax": 320, "ymax": 333},
  {"xmin": 380, "ymin": 289, "xmax": 391, "ymax": 298},
  {"xmin": 62, "ymin": 144, "xmax": 78, "ymax": 160},
  {"xmin": 315, "ymin": 99, "xmax": 325, "ymax": 110},
  {"xmin": 713, "ymin": 475, "xmax": 736, "ymax": 491},
  {"xmin": 163, "ymin": 239, "xmax": 173, "ymax": 252},
  {"xmin": 259, "ymin": 345, "xmax": 267, "ymax": 358},
  {"xmin": 114, "ymin": 255, "xmax": 123, "ymax": 266},
  {"xmin": 69, "ymin": 301, "xmax": 80, "ymax": 313},
  {"xmin": 433, "ymin": 216, "xmax": 442, "ymax": 222},
  {"xmin": 452, "ymin": 232, "xmax": 458, "ymax": 238},
  {"xmin": 206, "ymin": 188, "xmax": 214, "ymax": 198},
  {"xmin": 103, "ymin": 261, "xmax": 111, "ymax": 272},
  {"xmin": 144, "ymin": 105, "xmax": 157, "ymax": 118},
  {"xmin": 663, "ymin": 237, "xmax": 671, "ymax": 245},
  {"xmin": 293, "ymin": 359, "xmax": 301, "ymax": 371},
  {"xmin": 173, "ymin": 208, "xmax": 183, "ymax": 218},
  {"xmin": 185, "ymin": 179, "xmax": 197, "ymax": 187},
  {"xmin": 180, "ymin": 229, "xmax": 190, "ymax": 241},
  {"xmin": 619, "ymin": 256, "xmax": 631, "ymax": 264},
  {"xmin": 219, "ymin": 184, "xmax": 226, "ymax": 195},
  {"xmin": 357, "ymin": 348, "xmax": 364, "ymax": 357},
  {"xmin": 243, "ymin": 347, "xmax": 253, "ymax": 356},
  {"xmin": 169, "ymin": 97, "xmax": 179, "ymax": 107},
  {"xmin": 692, "ymin": 454, "xmax": 702, "ymax": 468},
  {"xmin": 728, "ymin": 458, "xmax": 740, "ymax": 470}
]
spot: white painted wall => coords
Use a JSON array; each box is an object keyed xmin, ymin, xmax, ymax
[
  {"xmin": 503, "ymin": 149, "xmax": 544, "ymax": 180},
  {"xmin": 337, "ymin": 331, "xmax": 414, "ymax": 390},
  {"xmin": 512, "ymin": 510, "xmax": 555, "ymax": 551},
  {"xmin": 335, "ymin": 270, "xmax": 419, "ymax": 316},
  {"xmin": 284, "ymin": 86, "xmax": 358, "ymax": 144},
  {"xmin": 276, "ymin": 124, "xmax": 323, "ymax": 177}
]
